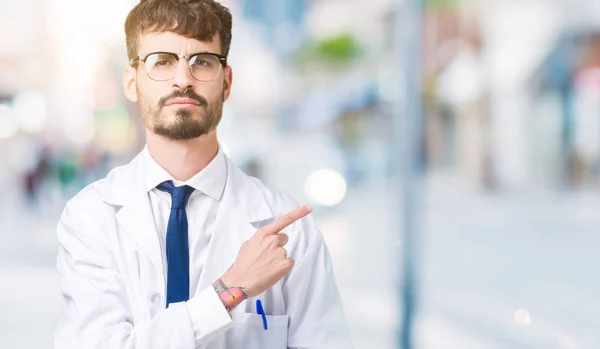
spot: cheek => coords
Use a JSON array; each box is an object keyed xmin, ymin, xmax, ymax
[
  {"xmin": 137, "ymin": 82, "xmax": 162, "ymax": 106},
  {"xmin": 204, "ymin": 82, "xmax": 225, "ymax": 102}
]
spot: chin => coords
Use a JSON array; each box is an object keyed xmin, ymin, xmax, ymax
[
  {"xmin": 153, "ymin": 117, "xmax": 214, "ymax": 140},
  {"xmin": 173, "ymin": 109, "xmax": 202, "ymax": 119}
]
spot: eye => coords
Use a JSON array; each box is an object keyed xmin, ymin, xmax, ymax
[
  {"xmin": 155, "ymin": 59, "xmax": 173, "ymax": 67},
  {"xmin": 147, "ymin": 53, "xmax": 177, "ymax": 68},
  {"xmin": 193, "ymin": 59, "xmax": 212, "ymax": 67}
]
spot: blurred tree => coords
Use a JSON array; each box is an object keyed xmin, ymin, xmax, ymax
[
  {"xmin": 313, "ymin": 34, "xmax": 361, "ymax": 62},
  {"xmin": 424, "ymin": 0, "xmax": 463, "ymax": 10},
  {"xmin": 293, "ymin": 33, "xmax": 362, "ymax": 67}
]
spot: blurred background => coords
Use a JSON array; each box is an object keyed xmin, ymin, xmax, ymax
[{"xmin": 1, "ymin": 0, "xmax": 599, "ymax": 348}]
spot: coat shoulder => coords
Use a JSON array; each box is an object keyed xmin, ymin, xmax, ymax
[
  {"xmin": 246, "ymin": 175, "xmax": 301, "ymax": 217},
  {"xmin": 62, "ymin": 159, "xmax": 135, "ymax": 218}
]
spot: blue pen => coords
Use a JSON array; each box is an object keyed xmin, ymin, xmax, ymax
[{"xmin": 255, "ymin": 299, "xmax": 268, "ymax": 330}]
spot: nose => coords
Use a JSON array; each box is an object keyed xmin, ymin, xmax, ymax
[{"xmin": 171, "ymin": 58, "xmax": 194, "ymax": 91}]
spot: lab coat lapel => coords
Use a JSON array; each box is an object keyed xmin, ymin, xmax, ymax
[
  {"xmin": 116, "ymin": 191, "xmax": 164, "ymax": 277},
  {"xmin": 103, "ymin": 153, "xmax": 165, "ymax": 283},
  {"xmin": 196, "ymin": 156, "xmax": 274, "ymax": 291}
]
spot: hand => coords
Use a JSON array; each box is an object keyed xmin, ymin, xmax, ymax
[{"xmin": 218, "ymin": 205, "xmax": 312, "ymax": 301}]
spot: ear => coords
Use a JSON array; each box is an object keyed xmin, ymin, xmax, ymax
[
  {"xmin": 122, "ymin": 65, "xmax": 138, "ymax": 102},
  {"xmin": 223, "ymin": 65, "xmax": 233, "ymax": 102}
]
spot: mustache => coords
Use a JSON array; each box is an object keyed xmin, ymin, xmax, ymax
[{"xmin": 158, "ymin": 89, "xmax": 208, "ymax": 109}]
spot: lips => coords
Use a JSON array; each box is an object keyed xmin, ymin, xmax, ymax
[{"xmin": 165, "ymin": 98, "xmax": 200, "ymax": 106}]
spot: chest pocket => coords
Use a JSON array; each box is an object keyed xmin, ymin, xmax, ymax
[{"xmin": 233, "ymin": 313, "xmax": 289, "ymax": 348}]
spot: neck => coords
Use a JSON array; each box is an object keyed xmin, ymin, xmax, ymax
[{"xmin": 146, "ymin": 130, "xmax": 219, "ymax": 182}]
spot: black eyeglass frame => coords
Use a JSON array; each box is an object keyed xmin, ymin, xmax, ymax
[{"xmin": 129, "ymin": 51, "xmax": 228, "ymax": 81}]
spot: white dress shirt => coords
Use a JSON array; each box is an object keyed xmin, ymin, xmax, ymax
[{"xmin": 141, "ymin": 145, "xmax": 233, "ymax": 344}]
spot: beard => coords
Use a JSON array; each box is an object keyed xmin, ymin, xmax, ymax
[{"xmin": 141, "ymin": 88, "xmax": 223, "ymax": 141}]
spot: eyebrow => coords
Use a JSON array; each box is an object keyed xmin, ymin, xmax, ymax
[{"xmin": 144, "ymin": 51, "xmax": 218, "ymax": 55}]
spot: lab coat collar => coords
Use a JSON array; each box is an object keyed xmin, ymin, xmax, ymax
[
  {"xmin": 99, "ymin": 148, "xmax": 273, "ymax": 274},
  {"xmin": 101, "ymin": 150, "xmax": 273, "ymax": 222}
]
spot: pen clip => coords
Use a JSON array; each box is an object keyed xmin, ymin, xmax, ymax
[{"xmin": 255, "ymin": 299, "xmax": 268, "ymax": 330}]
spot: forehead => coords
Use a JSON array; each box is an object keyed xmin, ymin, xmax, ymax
[{"xmin": 137, "ymin": 31, "xmax": 221, "ymax": 55}]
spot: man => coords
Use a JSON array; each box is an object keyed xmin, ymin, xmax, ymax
[{"xmin": 53, "ymin": 0, "xmax": 353, "ymax": 348}]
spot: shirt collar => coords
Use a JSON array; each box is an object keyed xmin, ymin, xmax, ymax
[{"xmin": 142, "ymin": 145, "xmax": 227, "ymax": 201}]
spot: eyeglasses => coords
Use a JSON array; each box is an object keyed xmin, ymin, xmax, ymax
[{"xmin": 130, "ymin": 52, "xmax": 227, "ymax": 82}]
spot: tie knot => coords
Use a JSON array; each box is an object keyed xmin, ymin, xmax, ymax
[{"xmin": 157, "ymin": 181, "xmax": 195, "ymax": 209}]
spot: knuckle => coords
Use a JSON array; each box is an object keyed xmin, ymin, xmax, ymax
[
  {"xmin": 282, "ymin": 258, "xmax": 294, "ymax": 269},
  {"xmin": 279, "ymin": 248, "xmax": 288, "ymax": 259},
  {"xmin": 265, "ymin": 235, "xmax": 278, "ymax": 247}
]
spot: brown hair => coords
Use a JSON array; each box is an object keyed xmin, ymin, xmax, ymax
[{"xmin": 124, "ymin": 0, "xmax": 233, "ymax": 61}]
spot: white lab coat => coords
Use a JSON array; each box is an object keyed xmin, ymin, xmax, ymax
[{"xmin": 54, "ymin": 150, "xmax": 354, "ymax": 349}]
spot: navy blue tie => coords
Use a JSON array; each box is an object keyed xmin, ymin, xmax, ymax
[{"xmin": 157, "ymin": 180, "xmax": 195, "ymax": 307}]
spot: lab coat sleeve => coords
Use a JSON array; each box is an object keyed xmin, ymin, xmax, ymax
[
  {"xmin": 187, "ymin": 286, "xmax": 234, "ymax": 346},
  {"xmin": 54, "ymin": 200, "xmax": 233, "ymax": 349},
  {"xmin": 283, "ymin": 217, "xmax": 355, "ymax": 349}
]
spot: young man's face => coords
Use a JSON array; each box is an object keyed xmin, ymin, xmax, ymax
[{"xmin": 123, "ymin": 31, "xmax": 232, "ymax": 141}]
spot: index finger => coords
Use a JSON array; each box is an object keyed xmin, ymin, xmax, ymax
[{"xmin": 258, "ymin": 205, "xmax": 312, "ymax": 237}]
